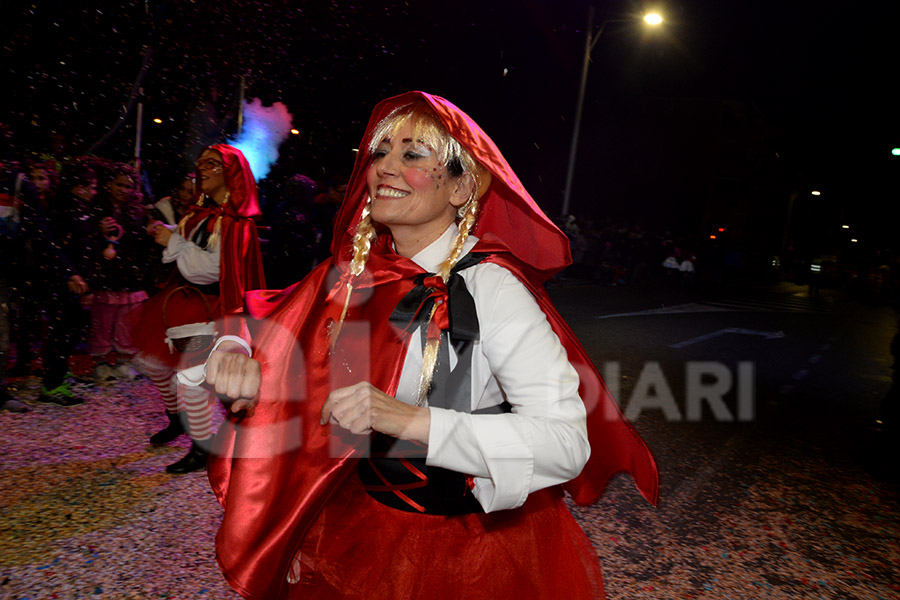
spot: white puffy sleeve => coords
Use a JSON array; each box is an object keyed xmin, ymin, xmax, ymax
[
  {"xmin": 425, "ymin": 263, "xmax": 590, "ymax": 512},
  {"xmin": 162, "ymin": 230, "xmax": 220, "ymax": 285}
]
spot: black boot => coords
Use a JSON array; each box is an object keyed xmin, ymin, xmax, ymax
[
  {"xmin": 150, "ymin": 411, "xmax": 185, "ymax": 445},
  {"xmin": 165, "ymin": 440, "xmax": 210, "ymax": 474}
]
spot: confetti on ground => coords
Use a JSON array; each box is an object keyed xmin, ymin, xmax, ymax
[
  {"xmin": 1, "ymin": 373, "xmax": 239, "ymax": 599},
  {"xmin": 2, "ymin": 368, "xmax": 898, "ymax": 599}
]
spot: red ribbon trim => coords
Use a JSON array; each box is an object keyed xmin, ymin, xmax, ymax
[{"xmin": 364, "ymin": 457, "xmax": 427, "ymax": 513}]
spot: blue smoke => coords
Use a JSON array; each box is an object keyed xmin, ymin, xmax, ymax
[{"xmin": 228, "ymin": 98, "xmax": 293, "ymax": 182}]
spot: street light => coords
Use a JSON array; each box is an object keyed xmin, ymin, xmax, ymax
[{"xmin": 561, "ymin": 8, "xmax": 662, "ymax": 217}]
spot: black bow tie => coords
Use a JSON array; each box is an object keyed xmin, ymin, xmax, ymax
[{"xmin": 389, "ymin": 252, "xmax": 487, "ymax": 344}]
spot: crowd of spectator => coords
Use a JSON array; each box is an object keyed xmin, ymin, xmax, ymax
[
  {"xmin": 554, "ymin": 215, "xmax": 700, "ymax": 287},
  {"xmin": 0, "ymin": 141, "xmax": 345, "ymax": 413}
]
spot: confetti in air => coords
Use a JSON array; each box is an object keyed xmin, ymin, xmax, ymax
[{"xmin": 227, "ymin": 98, "xmax": 294, "ymax": 182}]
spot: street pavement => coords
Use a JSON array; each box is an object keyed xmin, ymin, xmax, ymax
[{"xmin": 552, "ymin": 278, "xmax": 900, "ymax": 598}]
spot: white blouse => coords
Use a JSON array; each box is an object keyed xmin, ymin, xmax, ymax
[
  {"xmin": 403, "ymin": 225, "xmax": 589, "ymax": 513},
  {"xmin": 162, "ymin": 222, "xmax": 220, "ymax": 285}
]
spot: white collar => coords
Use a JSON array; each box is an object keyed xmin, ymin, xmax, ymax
[{"xmin": 409, "ymin": 223, "xmax": 479, "ymax": 273}]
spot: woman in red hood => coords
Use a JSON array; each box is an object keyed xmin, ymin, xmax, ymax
[
  {"xmin": 132, "ymin": 144, "xmax": 265, "ymax": 474},
  {"xmin": 202, "ymin": 93, "xmax": 657, "ymax": 599}
]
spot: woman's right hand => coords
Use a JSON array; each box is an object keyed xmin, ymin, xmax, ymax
[
  {"xmin": 206, "ymin": 341, "xmax": 261, "ymax": 415},
  {"xmin": 146, "ymin": 220, "xmax": 173, "ymax": 246}
]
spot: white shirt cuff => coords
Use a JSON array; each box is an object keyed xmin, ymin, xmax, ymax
[
  {"xmin": 175, "ymin": 335, "xmax": 252, "ymax": 386},
  {"xmin": 426, "ymin": 408, "xmax": 533, "ymax": 512}
]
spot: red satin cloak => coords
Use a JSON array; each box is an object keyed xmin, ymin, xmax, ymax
[{"xmin": 207, "ymin": 93, "xmax": 657, "ymax": 600}]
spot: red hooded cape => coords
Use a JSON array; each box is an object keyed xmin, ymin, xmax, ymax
[
  {"xmin": 191, "ymin": 143, "xmax": 266, "ymax": 318},
  {"xmin": 132, "ymin": 145, "xmax": 265, "ymax": 362},
  {"xmin": 208, "ymin": 92, "xmax": 658, "ymax": 600}
]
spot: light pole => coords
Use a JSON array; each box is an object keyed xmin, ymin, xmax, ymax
[
  {"xmin": 133, "ymin": 87, "xmax": 144, "ymax": 172},
  {"xmin": 560, "ymin": 8, "xmax": 662, "ymax": 217}
]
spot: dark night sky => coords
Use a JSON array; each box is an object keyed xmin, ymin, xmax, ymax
[{"xmin": 2, "ymin": 0, "xmax": 897, "ymax": 250}]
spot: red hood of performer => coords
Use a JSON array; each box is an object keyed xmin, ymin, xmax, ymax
[
  {"xmin": 207, "ymin": 143, "xmax": 262, "ymax": 218},
  {"xmin": 185, "ymin": 144, "xmax": 265, "ymax": 317},
  {"xmin": 332, "ymin": 91, "xmax": 572, "ymax": 283}
]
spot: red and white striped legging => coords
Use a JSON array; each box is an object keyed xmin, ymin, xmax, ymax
[{"xmin": 134, "ymin": 353, "xmax": 214, "ymax": 441}]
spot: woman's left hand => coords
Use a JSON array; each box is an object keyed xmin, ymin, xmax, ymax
[
  {"xmin": 321, "ymin": 381, "xmax": 430, "ymax": 444},
  {"xmin": 99, "ymin": 216, "xmax": 119, "ymax": 236}
]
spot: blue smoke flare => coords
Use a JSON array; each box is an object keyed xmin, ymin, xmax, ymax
[{"xmin": 227, "ymin": 98, "xmax": 293, "ymax": 182}]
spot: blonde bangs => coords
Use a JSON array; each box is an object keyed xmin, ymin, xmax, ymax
[{"xmin": 367, "ymin": 104, "xmax": 476, "ymax": 175}]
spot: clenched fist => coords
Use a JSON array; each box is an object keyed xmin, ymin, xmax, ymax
[
  {"xmin": 320, "ymin": 381, "xmax": 430, "ymax": 444},
  {"xmin": 206, "ymin": 341, "xmax": 261, "ymax": 415}
]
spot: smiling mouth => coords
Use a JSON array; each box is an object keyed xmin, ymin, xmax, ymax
[{"xmin": 375, "ymin": 185, "xmax": 408, "ymax": 199}]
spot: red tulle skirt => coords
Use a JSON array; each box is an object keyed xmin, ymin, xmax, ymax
[
  {"xmin": 129, "ymin": 282, "xmax": 220, "ymax": 369},
  {"xmin": 286, "ymin": 475, "xmax": 606, "ymax": 599}
]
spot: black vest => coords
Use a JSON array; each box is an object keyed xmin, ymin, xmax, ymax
[{"xmin": 358, "ymin": 253, "xmax": 511, "ymax": 515}]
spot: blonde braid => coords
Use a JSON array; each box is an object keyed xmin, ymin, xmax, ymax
[
  {"xmin": 349, "ymin": 195, "xmax": 376, "ymax": 277},
  {"xmin": 436, "ymin": 193, "xmax": 481, "ymax": 280},
  {"xmin": 176, "ymin": 195, "xmax": 204, "ymax": 238},
  {"xmin": 416, "ymin": 194, "xmax": 481, "ymax": 405},
  {"xmin": 330, "ymin": 196, "xmax": 377, "ymax": 351}
]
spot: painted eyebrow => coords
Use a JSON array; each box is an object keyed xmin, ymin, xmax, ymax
[
  {"xmin": 377, "ymin": 137, "xmax": 430, "ymax": 149},
  {"xmin": 404, "ymin": 138, "xmax": 434, "ymax": 152}
]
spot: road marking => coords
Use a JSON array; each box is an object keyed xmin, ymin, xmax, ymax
[
  {"xmin": 596, "ymin": 302, "xmax": 734, "ymax": 319},
  {"xmin": 670, "ymin": 328, "xmax": 786, "ymax": 349},
  {"xmin": 779, "ymin": 340, "xmax": 832, "ymax": 396}
]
